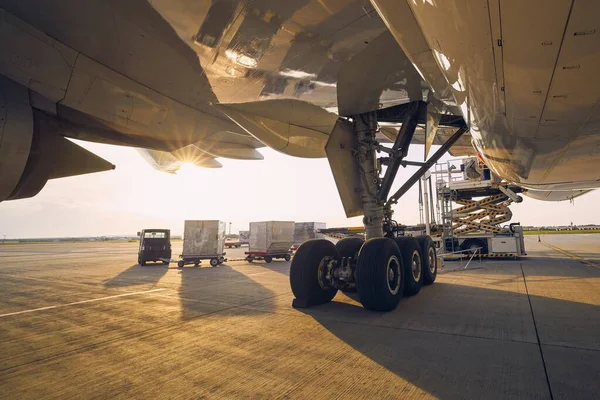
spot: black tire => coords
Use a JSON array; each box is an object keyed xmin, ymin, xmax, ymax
[
  {"xmin": 246, "ymin": 257, "xmax": 254, "ymax": 263},
  {"xmin": 284, "ymin": 254, "xmax": 291, "ymax": 261},
  {"xmin": 416, "ymin": 235, "xmax": 437, "ymax": 285},
  {"xmin": 209, "ymin": 258, "xmax": 218, "ymax": 267},
  {"xmin": 177, "ymin": 260, "xmax": 184, "ymax": 268},
  {"xmin": 140, "ymin": 258, "xmax": 147, "ymax": 266},
  {"xmin": 395, "ymin": 237, "xmax": 424, "ymax": 297},
  {"xmin": 462, "ymin": 239, "xmax": 486, "ymax": 254},
  {"xmin": 355, "ymin": 238, "xmax": 404, "ymax": 311},
  {"xmin": 162, "ymin": 261, "xmax": 169, "ymax": 265},
  {"xmin": 335, "ymin": 238, "xmax": 364, "ymax": 293},
  {"xmin": 335, "ymin": 237, "xmax": 364, "ymax": 258},
  {"xmin": 290, "ymin": 239, "xmax": 339, "ymax": 308},
  {"xmin": 264, "ymin": 256, "xmax": 272, "ymax": 263}
]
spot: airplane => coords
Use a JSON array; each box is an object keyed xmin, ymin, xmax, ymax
[{"xmin": 1, "ymin": 0, "xmax": 599, "ymax": 311}]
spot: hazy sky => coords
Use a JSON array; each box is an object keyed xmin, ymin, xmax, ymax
[{"xmin": 1, "ymin": 139, "xmax": 599, "ymax": 239}]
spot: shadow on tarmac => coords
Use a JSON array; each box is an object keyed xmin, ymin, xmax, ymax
[
  {"xmin": 174, "ymin": 263, "xmax": 280, "ymax": 320},
  {"xmin": 295, "ymin": 260, "xmax": 600, "ymax": 399},
  {"xmin": 104, "ymin": 263, "xmax": 169, "ymax": 288}
]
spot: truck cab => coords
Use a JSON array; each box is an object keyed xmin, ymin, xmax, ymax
[{"xmin": 138, "ymin": 229, "xmax": 171, "ymax": 266}]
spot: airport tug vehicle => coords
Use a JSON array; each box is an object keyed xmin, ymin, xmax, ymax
[
  {"xmin": 137, "ymin": 229, "xmax": 172, "ymax": 266},
  {"xmin": 290, "ymin": 101, "xmax": 468, "ymax": 311}
]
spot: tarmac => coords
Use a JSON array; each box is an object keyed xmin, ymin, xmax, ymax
[{"xmin": 0, "ymin": 235, "xmax": 598, "ymax": 399}]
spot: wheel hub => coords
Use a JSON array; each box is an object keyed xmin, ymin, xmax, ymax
[
  {"xmin": 411, "ymin": 251, "xmax": 422, "ymax": 281},
  {"xmin": 428, "ymin": 247, "xmax": 436, "ymax": 274},
  {"xmin": 317, "ymin": 256, "xmax": 335, "ymax": 290},
  {"xmin": 386, "ymin": 255, "xmax": 401, "ymax": 295}
]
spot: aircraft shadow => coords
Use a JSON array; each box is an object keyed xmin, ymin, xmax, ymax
[{"xmin": 297, "ymin": 279, "xmax": 600, "ymax": 399}]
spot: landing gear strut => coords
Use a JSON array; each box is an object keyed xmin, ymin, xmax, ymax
[{"xmin": 290, "ymin": 102, "xmax": 467, "ymax": 311}]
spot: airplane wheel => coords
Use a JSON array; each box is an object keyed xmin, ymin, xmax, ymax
[
  {"xmin": 290, "ymin": 239, "xmax": 339, "ymax": 308},
  {"xmin": 210, "ymin": 258, "xmax": 218, "ymax": 267},
  {"xmin": 416, "ymin": 235, "xmax": 437, "ymax": 285},
  {"xmin": 264, "ymin": 256, "xmax": 273, "ymax": 263},
  {"xmin": 395, "ymin": 237, "xmax": 423, "ymax": 296},
  {"xmin": 356, "ymin": 238, "xmax": 404, "ymax": 311},
  {"xmin": 284, "ymin": 254, "xmax": 291, "ymax": 261},
  {"xmin": 335, "ymin": 238, "xmax": 364, "ymax": 293}
]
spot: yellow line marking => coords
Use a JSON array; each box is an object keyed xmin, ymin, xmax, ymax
[
  {"xmin": 542, "ymin": 243, "xmax": 600, "ymax": 270},
  {"xmin": 0, "ymin": 288, "xmax": 167, "ymax": 318}
]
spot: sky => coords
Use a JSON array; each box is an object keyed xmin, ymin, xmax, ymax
[{"xmin": 1, "ymin": 140, "xmax": 600, "ymax": 239}]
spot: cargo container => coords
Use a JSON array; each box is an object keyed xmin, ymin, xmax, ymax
[
  {"xmin": 179, "ymin": 220, "xmax": 226, "ymax": 267},
  {"xmin": 245, "ymin": 221, "xmax": 294, "ymax": 263},
  {"xmin": 293, "ymin": 222, "xmax": 326, "ymax": 247},
  {"xmin": 239, "ymin": 230, "xmax": 250, "ymax": 245}
]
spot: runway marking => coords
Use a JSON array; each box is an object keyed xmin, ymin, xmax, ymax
[
  {"xmin": 542, "ymin": 243, "xmax": 600, "ymax": 270},
  {"xmin": 0, "ymin": 288, "xmax": 167, "ymax": 318}
]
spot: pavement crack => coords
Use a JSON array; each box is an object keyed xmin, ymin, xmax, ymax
[{"xmin": 521, "ymin": 262, "xmax": 554, "ymax": 400}]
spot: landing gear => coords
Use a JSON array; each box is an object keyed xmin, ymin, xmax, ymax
[
  {"xmin": 290, "ymin": 101, "xmax": 468, "ymax": 311},
  {"xmin": 335, "ymin": 237, "xmax": 364, "ymax": 293},
  {"xmin": 395, "ymin": 237, "xmax": 423, "ymax": 296},
  {"xmin": 417, "ymin": 235, "xmax": 437, "ymax": 285},
  {"xmin": 356, "ymin": 238, "xmax": 404, "ymax": 311},
  {"xmin": 290, "ymin": 240, "xmax": 339, "ymax": 308}
]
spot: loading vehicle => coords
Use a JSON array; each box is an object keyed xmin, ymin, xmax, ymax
[
  {"xmin": 433, "ymin": 158, "xmax": 526, "ymax": 258},
  {"xmin": 225, "ymin": 235, "xmax": 242, "ymax": 248}
]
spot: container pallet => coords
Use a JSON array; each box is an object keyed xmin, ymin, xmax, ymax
[
  {"xmin": 175, "ymin": 253, "xmax": 226, "ymax": 268},
  {"xmin": 245, "ymin": 251, "xmax": 292, "ymax": 263}
]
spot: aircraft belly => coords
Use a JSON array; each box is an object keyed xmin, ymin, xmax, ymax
[{"xmin": 375, "ymin": 0, "xmax": 600, "ymax": 192}]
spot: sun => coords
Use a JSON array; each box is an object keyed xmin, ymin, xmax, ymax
[{"xmin": 175, "ymin": 162, "xmax": 201, "ymax": 180}]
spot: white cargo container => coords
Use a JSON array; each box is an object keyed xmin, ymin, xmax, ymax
[
  {"xmin": 294, "ymin": 222, "xmax": 326, "ymax": 246},
  {"xmin": 249, "ymin": 221, "xmax": 294, "ymax": 253},
  {"xmin": 239, "ymin": 230, "xmax": 250, "ymax": 245},
  {"xmin": 182, "ymin": 220, "xmax": 226, "ymax": 257}
]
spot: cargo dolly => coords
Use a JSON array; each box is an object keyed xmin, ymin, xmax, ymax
[
  {"xmin": 176, "ymin": 253, "xmax": 226, "ymax": 268},
  {"xmin": 245, "ymin": 250, "xmax": 291, "ymax": 263}
]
